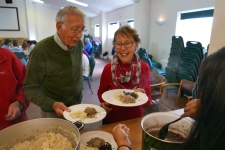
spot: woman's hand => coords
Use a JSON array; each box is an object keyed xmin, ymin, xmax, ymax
[
  {"xmin": 112, "ymin": 124, "xmax": 132, "ymax": 149},
  {"xmin": 100, "ymin": 102, "xmax": 112, "ymax": 113},
  {"xmin": 181, "ymin": 99, "xmax": 201, "ymax": 119},
  {"xmin": 53, "ymin": 102, "xmax": 71, "ymax": 116},
  {"xmin": 134, "ymin": 88, "xmax": 145, "ymax": 93},
  {"xmin": 6, "ymin": 101, "xmax": 22, "ymax": 121}
]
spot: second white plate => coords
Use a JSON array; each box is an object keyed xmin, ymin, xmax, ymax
[
  {"xmin": 63, "ymin": 104, "xmax": 106, "ymax": 124},
  {"xmin": 102, "ymin": 89, "xmax": 148, "ymax": 107}
]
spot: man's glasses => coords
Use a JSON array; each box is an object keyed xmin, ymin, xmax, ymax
[
  {"xmin": 61, "ymin": 22, "xmax": 86, "ymax": 35},
  {"xmin": 113, "ymin": 41, "xmax": 133, "ymax": 48}
]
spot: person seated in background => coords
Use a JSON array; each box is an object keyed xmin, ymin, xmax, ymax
[
  {"xmin": 10, "ymin": 40, "xmax": 27, "ymax": 66},
  {"xmin": 27, "ymin": 40, "xmax": 35, "ymax": 56},
  {"xmin": 10, "ymin": 40, "xmax": 23, "ymax": 53},
  {"xmin": 84, "ymin": 37, "xmax": 92, "ymax": 55},
  {"xmin": 1, "ymin": 39, "xmax": 12, "ymax": 50},
  {"xmin": 112, "ymin": 48, "xmax": 225, "ymax": 150},
  {"xmin": 98, "ymin": 25, "xmax": 151, "ymax": 124},
  {"xmin": 22, "ymin": 39, "xmax": 28, "ymax": 50},
  {"xmin": 0, "ymin": 48, "xmax": 30, "ymax": 130},
  {"xmin": 82, "ymin": 53, "xmax": 90, "ymax": 77}
]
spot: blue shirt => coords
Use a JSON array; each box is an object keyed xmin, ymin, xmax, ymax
[
  {"xmin": 84, "ymin": 42, "xmax": 92, "ymax": 54},
  {"xmin": 1, "ymin": 45, "xmax": 10, "ymax": 50}
]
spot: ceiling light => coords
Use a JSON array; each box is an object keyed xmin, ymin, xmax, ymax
[
  {"xmin": 67, "ymin": 0, "xmax": 88, "ymax": 7},
  {"xmin": 33, "ymin": 0, "xmax": 44, "ymax": 4}
]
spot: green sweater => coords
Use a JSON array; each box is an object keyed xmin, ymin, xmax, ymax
[{"xmin": 23, "ymin": 36, "xmax": 83, "ymax": 111}]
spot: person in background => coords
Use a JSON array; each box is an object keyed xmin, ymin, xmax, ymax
[
  {"xmin": 10, "ymin": 40, "xmax": 23, "ymax": 53},
  {"xmin": 82, "ymin": 53, "xmax": 90, "ymax": 77},
  {"xmin": 27, "ymin": 40, "xmax": 35, "ymax": 56},
  {"xmin": 112, "ymin": 124, "xmax": 132, "ymax": 150},
  {"xmin": 84, "ymin": 37, "xmax": 92, "ymax": 55},
  {"xmin": 22, "ymin": 5, "xmax": 86, "ymax": 118},
  {"xmin": 22, "ymin": 39, "xmax": 28, "ymax": 50},
  {"xmin": 10, "ymin": 40, "xmax": 27, "ymax": 66},
  {"xmin": 1, "ymin": 39, "xmax": 12, "ymax": 50},
  {"xmin": 98, "ymin": 25, "xmax": 151, "ymax": 124},
  {"xmin": 83, "ymin": 49, "xmax": 90, "ymax": 60},
  {"xmin": 0, "ymin": 48, "xmax": 30, "ymax": 130}
]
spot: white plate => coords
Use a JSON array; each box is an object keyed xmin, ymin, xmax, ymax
[
  {"xmin": 80, "ymin": 131, "xmax": 117, "ymax": 149},
  {"xmin": 63, "ymin": 104, "xmax": 106, "ymax": 124},
  {"xmin": 102, "ymin": 89, "xmax": 148, "ymax": 107}
]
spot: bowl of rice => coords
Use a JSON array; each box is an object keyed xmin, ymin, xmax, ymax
[{"xmin": 0, "ymin": 118, "xmax": 81, "ymax": 150}]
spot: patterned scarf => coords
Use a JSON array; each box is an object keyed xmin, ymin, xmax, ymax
[{"xmin": 111, "ymin": 53, "xmax": 141, "ymax": 89}]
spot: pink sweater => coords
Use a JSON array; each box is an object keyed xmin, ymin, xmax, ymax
[
  {"xmin": 0, "ymin": 48, "xmax": 29, "ymax": 130},
  {"xmin": 98, "ymin": 61, "xmax": 151, "ymax": 123}
]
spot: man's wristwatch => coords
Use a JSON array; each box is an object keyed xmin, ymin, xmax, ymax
[{"xmin": 15, "ymin": 100, "xmax": 24, "ymax": 111}]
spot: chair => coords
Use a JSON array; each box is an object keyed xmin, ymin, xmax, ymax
[
  {"xmin": 179, "ymin": 67, "xmax": 196, "ymax": 81},
  {"xmin": 151, "ymin": 72, "xmax": 166, "ymax": 100},
  {"xmin": 159, "ymin": 79, "xmax": 195, "ymax": 111},
  {"xmin": 172, "ymin": 36, "xmax": 184, "ymax": 48},
  {"xmin": 183, "ymin": 52, "xmax": 201, "ymax": 67},
  {"xmin": 178, "ymin": 72, "xmax": 194, "ymax": 82},
  {"xmin": 83, "ymin": 57, "xmax": 96, "ymax": 94}
]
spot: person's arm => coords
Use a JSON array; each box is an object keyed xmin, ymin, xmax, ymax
[
  {"xmin": 181, "ymin": 99, "xmax": 201, "ymax": 119},
  {"xmin": 112, "ymin": 124, "xmax": 132, "ymax": 150},
  {"xmin": 7, "ymin": 54, "xmax": 29, "ymax": 120}
]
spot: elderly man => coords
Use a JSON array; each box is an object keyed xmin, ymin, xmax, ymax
[{"xmin": 23, "ymin": 6, "xmax": 86, "ymax": 117}]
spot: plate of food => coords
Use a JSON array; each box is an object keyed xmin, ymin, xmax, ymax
[
  {"xmin": 63, "ymin": 104, "xmax": 106, "ymax": 124},
  {"xmin": 80, "ymin": 131, "xmax": 117, "ymax": 150},
  {"xmin": 102, "ymin": 89, "xmax": 148, "ymax": 107}
]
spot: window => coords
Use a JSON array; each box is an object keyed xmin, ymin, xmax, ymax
[
  {"xmin": 176, "ymin": 9, "xmax": 214, "ymax": 49},
  {"xmin": 108, "ymin": 22, "xmax": 119, "ymax": 38},
  {"xmin": 95, "ymin": 24, "xmax": 99, "ymax": 37},
  {"xmin": 127, "ymin": 20, "xmax": 134, "ymax": 28}
]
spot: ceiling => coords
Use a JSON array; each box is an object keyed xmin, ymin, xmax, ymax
[{"xmin": 32, "ymin": 0, "xmax": 136, "ymax": 18}]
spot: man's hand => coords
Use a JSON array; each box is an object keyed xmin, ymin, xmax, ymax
[
  {"xmin": 53, "ymin": 102, "xmax": 71, "ymax": 116},
  {"xmin": 181, "ymin": 99, "xmax": 201, "ymax": 119},
  {"xmin": 6, "ymin": 101, "xmax": 22, "ymax": 121},
  {"xmin": 100, "ymin": 102, "xmax": 112, "ymax": 113}
]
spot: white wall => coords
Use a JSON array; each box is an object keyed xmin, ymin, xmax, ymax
[
  {"xmin": 133, "ymin": 0, "xmax": 151, "ymax": 50},
  {"xmin": 33, "ymin": 4, "xmax": 58, "ymax": 41},
  {"xmin": 0, "ymin": 0, "xmax": 91, "ymax": 42},
  {"xmin": 0, "ymin": 0, "xmax": 28, "ymax": 38},
  {"xmin": 208, "ymin": 0, "xmax": 225, "ymax": 55},
  {"xmin": 149, "ymin": 0, "xmax": 215, "ymax": 69}
]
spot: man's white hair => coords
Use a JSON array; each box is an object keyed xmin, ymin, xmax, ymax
[{"xmin": 55, "ymin": 5, "xmax": 86, "ymax": 24}]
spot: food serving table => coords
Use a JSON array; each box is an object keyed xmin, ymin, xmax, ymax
[
  {"xmin": 80, "ymin": 117, "xmax": 143, "ymax": 150},
  {"xmin": 80, "ymin": 109, "xmax": 191, "ymax": 150}
]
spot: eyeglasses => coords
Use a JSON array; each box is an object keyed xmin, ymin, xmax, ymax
[
  {"xmin": 113, "ymin": 41, "xmax": 133, "ymax": 49},
  {"xmin": 61, "ymin": 22, "xmax": 86, "ymax": 35}
]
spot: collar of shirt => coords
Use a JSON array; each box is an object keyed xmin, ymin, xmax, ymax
[{"xmin": 54, "ymin": 33, "xmax": 74, "ymax": 51}]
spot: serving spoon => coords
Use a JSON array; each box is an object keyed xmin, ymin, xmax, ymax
[{"xmin": 158, "ymin": 118, "xmax": 182, "ymax": 140}]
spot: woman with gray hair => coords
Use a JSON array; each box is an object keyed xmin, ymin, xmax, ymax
[{"xmin": 23, "ymin": 6, "xmax": 86, "ymax": 118}]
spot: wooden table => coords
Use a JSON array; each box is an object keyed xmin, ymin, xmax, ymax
[{"xmin": 80, "ymin": 118, "xmax": 143, "ymax": 150}]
